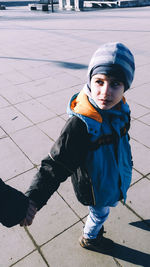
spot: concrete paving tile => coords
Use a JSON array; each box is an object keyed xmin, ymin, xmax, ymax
[
  {"xmin": 58, "ymin": 177, "xmax": 88, "ymax": 219},
  {"xmin": 130, "ymin": 139, "xmax": 150, "ymax": 175},
  {"xmin": 0, "ymin": 225, "xmax": 35, "ymax": 267},
  {"xmin": 19, "ymin": 65, "xmax": 53, "ymax": 81},
  {"xmin": 7, "ymin": 59, "xmax": 34, "ymax": 72},
  {"xmin": 38, "ymin": 87, "xmax": 80, "ymax": 115},
  {"xmin": 2, "ymin": 70, "xmax": 32, "ymax": 85},
  {"xmin": 0, "ymin": 85, "xmax": 32, "ymax": 105},
  {"xmin": 0, "ymin": 74, "xmax": 13, "ymax": 87},
  {"xmin": 126, "ymin": 84, "xmax": 150, "ymax": 109},
  {"xmin": 27, "ymin": 192, "xmax": 80, "ymax": 246},
  {"xmin": 0, "ymin": 106, "xmax": 33, "ymax": 134},
  {"xmin": 16, "ymin": 99, "xmax": 55, "ymax": 124},
  {"xmin": 65, "ymin": 67, "xmax": 87, "ymax": 82},
  {"xmin": 0, "ymin": 137, "xmax": 33, "ymax": 180},
  {"xmin": 126, "ymin": 99, "xmax": 150, "ymax": 119},
  {"xmin": 0, "ymin": 95, "xmax": 10, "ymax": 108},
  {"xmin": 126, "ymin": 178, "xmax": 150, "ymax": 220},
  {"xmin": 0, "ymin": 127, "xmax": 7, "ymax": 139},
  {"xmin": 20, "ymin": 59, "xmax": 47, "ymax": 69},
  {"xmin": 18, "ymin": 79, "xmax": 56, "ymax": 98},
  {"xmin": 60, "ymin": 113, "xmax": 68, "ymax": 121},
  {"xmin": 38, "ymin": 116, "xmax": 66, "ymax": 141},
  {"xmin": 7, "ymin": 168, "xmax": 37, "ymax": 194},
  {"xmin": 53, "ymin": 50, "xmax": 78, "ymax": 62},
  {"xmin": 131, "ymin": 65, "xmax": 150, "ymax": 88},
  {"xmin": 104, "ymin": 202, "xmax": 150, "ymax": 267},
  {"xmin": 20, "ymin": 62, "xmax": 64, "ymax": 81},
  {"xmin": 38, "ymin": 93, "xmax": 69, "ymax": 115},
  {"xmin": 0, "ymin": 62, "xmax": 15, "ymax": 74},
  {"xmin": 36, "ymin": 72, "xmax": 82, "ymax": 93},
  {"xmin": 41, "ymin": 222, "xmax": 117, "ymax": 267},
  {"xmin": 139, "ymin": 112, "xmax": 150, "ymax": 126},
  {"xmin": 41, "ymin": 63, "xmax": 65, "ymax": 77},
  {"xmin": 19, "ymin": 73, "xmax": 68, "ymax": 98},
  {"xmin": 12, "ymin": 251, "xmax": 47, "ymax": 267},
  {"xmin": 37, "ymin": 64, "xmax": 62, "ymax": 77},
  {"xmin": 131, "ymin": 168, "xmax": 143, "ymax": 185},
  {"xmin": 10, "ymin": 126, "xmax": 53, "ymax": 165},
  {"xmin": 50, "ymin": 72, "xmax": 83, "ymax": 90},
  {"xmin": 130, "ymin": 120, "xmax": 150, "ymax": 148}
]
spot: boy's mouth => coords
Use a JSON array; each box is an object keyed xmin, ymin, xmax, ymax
[{"xmin": 99, "ymin": 98, "xmax": 111, "ymax": 104}]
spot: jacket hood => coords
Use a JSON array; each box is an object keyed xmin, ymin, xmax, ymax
[{"xmin": 69, "ymin": 90, "xmax": 102, "ymax": 123}]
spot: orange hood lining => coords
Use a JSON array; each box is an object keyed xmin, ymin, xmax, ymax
[{"xmin": 71, "ymin": 90, "xmax": 103, "ymax": 123}]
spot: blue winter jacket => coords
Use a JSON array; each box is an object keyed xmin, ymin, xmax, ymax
[{"xmin": 67, "ymin": 90, "xmax": 133, "ymax": 207}]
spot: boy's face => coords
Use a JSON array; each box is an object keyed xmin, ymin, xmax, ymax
[{"xmin": 90, "ymin": 74, "xmax": 124, "ymax": 110}]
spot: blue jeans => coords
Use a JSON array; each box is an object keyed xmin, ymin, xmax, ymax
[{"xmin": 83, "ymin": 202, "xmax": 118, "ymax": 239}]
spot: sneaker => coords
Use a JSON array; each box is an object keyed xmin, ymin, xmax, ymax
[{"xmin": 79, "ymin": 227, "xmax": 114, "ymax": 253}]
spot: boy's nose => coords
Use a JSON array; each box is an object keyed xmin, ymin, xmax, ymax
[{"xmin": 101, "ymin": 82, "xmax": 111, "ymax": 95}]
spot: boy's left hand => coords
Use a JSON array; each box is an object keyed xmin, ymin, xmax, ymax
[{"xmin": 20, "ymin": 199, "xmax": 37, "ymax": 227}]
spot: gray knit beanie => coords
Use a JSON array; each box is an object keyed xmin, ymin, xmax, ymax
[{"xmin": 87, "ymin": 42, "xmax": 135, "ymax": 91}]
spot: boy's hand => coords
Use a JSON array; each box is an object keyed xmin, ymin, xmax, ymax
[{"xmin": 20, "ymin": 200, "xmax": 37, "ymax": 227}]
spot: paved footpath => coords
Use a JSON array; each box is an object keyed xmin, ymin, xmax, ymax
[{"xmin": 0, "ymin": 5, "xmax": 150, "ymax": 267}]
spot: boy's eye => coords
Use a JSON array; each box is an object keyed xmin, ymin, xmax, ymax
[
  {"xmin": 96, "ymin": 80, "xmax": 104, "ymax": 85},
  {"xmin": 111, "ymin": 81, "xmax": 121, "ymax": 88}
]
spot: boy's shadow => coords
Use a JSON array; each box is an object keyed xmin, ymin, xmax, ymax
[
  {"xmin": 103, "ymin": 220, "xmax": 150, "ymax": 267},
  {"xmin": 104, "ymin": 242, "xmax": 150, "ymax": 267},
  {"xmin": 129, "ymin": 219, "xmax": 150, "ymax": 231}
]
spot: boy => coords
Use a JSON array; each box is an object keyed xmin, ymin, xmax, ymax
[{"xmin": 21, "ymin": 42, "xmax": 135, "ymax": 252}]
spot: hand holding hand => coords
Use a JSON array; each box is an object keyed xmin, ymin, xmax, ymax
[{"xmin": 20, "ymin": 199, "xmax": 37, "ymax": 227}]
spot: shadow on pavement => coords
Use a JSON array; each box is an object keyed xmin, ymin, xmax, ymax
[
  {"xmin": 129, "ymin": 220, "xmax": 150, "ymax": 231},
  {"xmin": 104, "ymin": 242, "xmax": 150, "ymax": 267},
  {"xmin": 55, "ymin": 61, "xmax": 87, "ymax": 69},
  {"xmin": 0, "ymin": 56, "xmax": 88, "ymax": 69}
]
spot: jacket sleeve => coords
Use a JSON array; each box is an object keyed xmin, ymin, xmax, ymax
[
  {"xmin": 25, "ymin": 116, "xmax": 90, "ymax": 210},
  {"xmin": 0, "ymin": 178, "xmax": 29, "ymax": 227}
]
